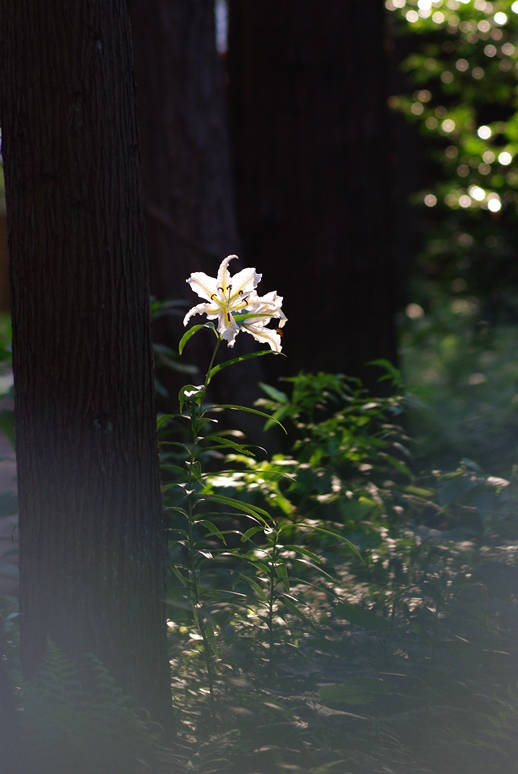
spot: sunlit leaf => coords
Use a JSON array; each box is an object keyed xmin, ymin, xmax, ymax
[
  {"xmin": 318, "ymin": 678, "xmax": 388, "ymax": 707},
  {"xmin": 178, "ymin": 384, "xmax": 204, "ymax": 413},
  {"xmin": 204, "ymin": 493, "xmax": 272, "ymax": 524}
]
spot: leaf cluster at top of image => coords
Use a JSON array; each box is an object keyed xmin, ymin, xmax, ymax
[{"xmin": 387, "ymin": 0, "xmax": 518, "ymax": 475}]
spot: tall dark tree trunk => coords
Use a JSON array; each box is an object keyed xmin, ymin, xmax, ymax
[
  {"xmin": 228, "ymin": 0, "xmax": 398, "ymax": 389},
  {"xmin": 129, "ymin": 0, "xmax": 265, "ymax": 426},
  {"xmin": 0, "ymin": 0, "xmax": 171, "ymax": 727}
]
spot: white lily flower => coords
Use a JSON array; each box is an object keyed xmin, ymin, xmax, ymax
[
  {"xmin": 239, "ymin": 291, "xmax": 287, "ymax": 353},
  {"xmin": 183, "ymin": 255, "xmax": 260, "ymax": 345},
  {"xmin": 184, "ymin": 255, "xmax": 287, "ymax": 352}
]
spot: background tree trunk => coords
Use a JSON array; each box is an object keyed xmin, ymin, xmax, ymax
[
  {"xmin": 0, "ymin": 0, "xmax": 171, "ymax": 727},
  {"xmin": 130, "ymin": 0, "xmax": 265, "ymax": 423},
  {"xmin": 227, "ymin": 0, "xmax": 398, "ymax": 390}
]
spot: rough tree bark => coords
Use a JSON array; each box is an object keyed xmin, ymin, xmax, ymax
[
  {"xmin": 228, "ymin": 0, "xmax": 398, "ymax": 389},
  {"xmin": 0, "ymin": 1, "xmax": 171, "ymax": 727},
  {"xmin": 129, "ymin": 0, "xmax": 265, "ymax": 425}
]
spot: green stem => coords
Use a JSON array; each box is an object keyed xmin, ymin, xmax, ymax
[
  {"xmin": 205, "ymin": 337, "xmax": 222, "ymax": 390},
  {"xmin": 183, "ymin": 335, "xmax": 222, "ymax": 719},
  {"xmin": 266, "ymin": 543, "xmax": 278, "ymax": 681}
]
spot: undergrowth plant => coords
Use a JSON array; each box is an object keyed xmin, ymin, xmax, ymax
[
  {"xmin": 160, "ymin": 256, "xmax": 358, "ymax": 715},
  {"xmin": 162, "ymin": 348, "xmax": 518, "ymax": 772},
  {"xmin": 3, "ymin": 262, "xmax": 518, "ymax": 771},
  {"xmin": 160, "ymin": 255, "xmax": 287, "ymax": 714}
]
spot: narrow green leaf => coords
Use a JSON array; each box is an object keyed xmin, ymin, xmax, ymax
[
  {"xmin": 217, "ymin": 404, "xmax": 287, "ymax": 433},
  {"xmin": 237, "ymin": 573, "xmax": 269, "ymax": 600},
  {"xmin": 299, "ymin": 525, "xmax": 362, "ymax": 561},
  {"xmin": 402, "ymin": 484, "xmax": 434, "ymax": 498},
  {"xmin": 157, "ymin": 413, "xmax": 180, "ymax": 430},
  {"xmin": 166, "ymin": 506, "xmax": 188, "ymax": 517},
  {"xmin": 178, "ymin": 384, "xmax": 204, "ymax": 413},
  {"xmin": 259, "ymin": 382, "xmax": 288, "ymax": 403},
  {"xmin": 208, "ymin": 349, "xmax": 276, "ymax": 382},
  {"xmin": 163, "ymin": 481, "xmax": 192, "ymax": 493},
  {"xmin": 178, "ymin": 322, "xmax": 216, "ymax": 355},
  {"xmin": 241, "ymin": 526, "xmax": 265, "ymax": 541},
  {"xmin": 274, "ymin": 562, "xmax": 290, "ymax": 591},
  {"xmin": 204, "ymin": 493, "xmax": 272, "ymax": 523},
  {"xmin": 202, "ymin": 619, "xmax": 220, "ymax": 657},
  {"xmin": 170, "ymin": 566, "xmax": 189, "ymax": 587},
  {"xmin": 319, "ymin": 678, "xmax": 388, "ymax": 706},
  {"xmin": 202, "ymin": 436, "xmax": 259, "ymax": 456},
  {"xmin": 281, "ymin": 544, "xmax": 323, "ymax": 564},
  {"xmin": 280, "ymin": 595, "xmax": 315, "ymax": 625},
  {"xmin": 196, "ymin": 520, "xmax": 226, "ymax": 542},
  {"xmin": 242, "ymin": 557, "xmax": 271, "ymax": 576},
  {"xmin": 232, "ymin": 312, "xmax": 273, "ymax": 322},
  {"xmin": 380, "ymin": 452, "xmax": 414, "ymax": 479}
]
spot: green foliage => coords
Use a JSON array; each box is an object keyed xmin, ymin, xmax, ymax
[
  {"xmin": 2, "ymin": 279, "xmax": 517, "ymax": 771},
  {"xmin": 161, "ymin": 324, "xmax": 292, "ymax": 717},
  {"xmin": 388, "ymin": 0, "xmax": 518, "ymax": 218},
  {"xmin": 386, "ymin": 0, "xmax": 518, "ymax": 357},
  {"xmin": 162, "ymin": 364, "xmax": 518, "ymax": 772},
  {"xmin": 385, "ymin": 2, "xmax": 518, "ymax": 483},
  {"xmin": 206, "ymin": 372, "xmax": 414, "ymax": 535}
]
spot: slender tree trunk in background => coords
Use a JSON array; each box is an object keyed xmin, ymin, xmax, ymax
[
  {"xmin": 228, "ymin": 0, "xmax": 398, "ymax": 389},
  {"xmin": 129, "ymin": 0, "xmax": 264, "ymax": 421},
  {"xmin": 0, "ymin": 1, "xmax": 172, "ymax": 728}
]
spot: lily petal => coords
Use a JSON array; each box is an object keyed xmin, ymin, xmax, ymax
[
  {"xmin": 183, "ymin": 302, "xmax": 219, "ymax": 326},
  {"xmin": 229, "ymin": 267, "xmax": 262, "ymax": 299},
  {"xmin": 218, "ymin": 313, "xmax": 240, "ymax": 346},
  {"xmin": 243, "ymin": 323, "xmax": 283, "ymax": 353},
  {"xmin": 186, "ymin": 271, "xmax": 219, "ymax": 302},
  {"xmin": 216, "ymin": 255, "xmax": 236, "ymax": 294}
]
